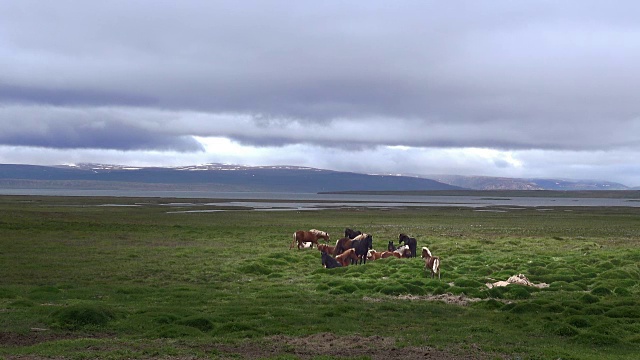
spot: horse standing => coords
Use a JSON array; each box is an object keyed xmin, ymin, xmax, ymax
[
  {"xmin": 290, "ymin": 229, "xmax": 330, "ymax": 250},
  {"xmin": 398, "ymin": 233, "xmax": 418, "ymax": 258},
  {"xmin": 317, "ymin": 243, "xmax": 336, "ymax": 255},
  {"xmin": 350, "ymin": 233, "xmax": 373, "ymax": 264},
  {"xmin": 344, "ymin": 228, "xmax": 362, "ymax": 239},
  {"xmin": 421, "ymin": 246, "xmax": 441, "ymax": 279},
  {"xmin": 333, "ymin": 237, "xmax": 353, "ymax": 256}
]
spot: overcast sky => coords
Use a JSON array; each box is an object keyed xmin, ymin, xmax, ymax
[{"xmin": 1, "ymin": 1, "xmax": 640, "ymax": 186}]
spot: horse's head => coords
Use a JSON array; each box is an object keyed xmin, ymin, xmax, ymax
[
  {"xmin": 421, "ymin": 246, "xmax": 432, "ymax": 258},
  {"xmin": 398, "ymin": 233, "xmax": 408, "ymax": 244},
  {"xmin": 388, "ymin": 241, "xmax": 396, "ymax": 251},
  {"xmin": 321, "ymin": 252, "xmax": 331, "ymax": 267},
  {"xmin": 366, "ymin": 234, "xmax": 373, "ymax": 249}
]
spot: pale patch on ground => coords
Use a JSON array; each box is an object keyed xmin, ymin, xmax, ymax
[{"xmin": 364, "ymin": 293, "xmax": 485, "ymax": 306}]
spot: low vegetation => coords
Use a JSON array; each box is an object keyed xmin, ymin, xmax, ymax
[{"xmin": 0, "ymin": 195, "xmax": 639, "ymax": 359}]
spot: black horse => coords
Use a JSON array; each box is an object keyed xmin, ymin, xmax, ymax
[
  {"xmin": 344, "ymin": 228, "xmax": 362, "ymax": 239},
  {"xmin": 388, "ymin": 241, "xmax": 396, "ymax": 252},
  {"xmin": 351, "ymin": 234, "xmax": 373, "ymax": 264},
  {"xmin": 321, "ymin": 252, "xmax": 342, "ymax": 269},
  {"xmin": 398, "ymin": 233, "xmax": 418, "ymax": 258}
]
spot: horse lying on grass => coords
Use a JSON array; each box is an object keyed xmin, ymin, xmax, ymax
[
  {"xmin": 321, "ymin": 252, "xmax": 342, "ymax": 269},
  {"xmin": 336, "ymin": 248, "xmax": 359, "ymax": 267},
  {"xmin": 366, "ymin": 249, "xmax": 399, "ymax": 261}
]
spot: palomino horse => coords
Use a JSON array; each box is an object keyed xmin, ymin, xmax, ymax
[
  {"xmin": 290, "ymin": 229, "xmax": 330, "ymax": 250},
  {"xmin": 398, "ymin": 233, "xmax": 418, "ymax": 258},
  {"xmin": 321, "ymin": 252, "xmax": 342, "ymax": 269}
]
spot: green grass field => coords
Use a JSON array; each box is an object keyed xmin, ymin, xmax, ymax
[{"xmin": 1, "ymin": 195, "xmax": 639, "ymax": 359}]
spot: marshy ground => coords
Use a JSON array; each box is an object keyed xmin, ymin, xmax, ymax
[{"xmin": 0, "ymin": 195, "xmax": 639, "ymax": 359}]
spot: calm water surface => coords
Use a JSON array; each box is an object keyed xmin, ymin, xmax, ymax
[{"xmin": 2, "ymin": 189, "xmax": 639, "ymax": 210}]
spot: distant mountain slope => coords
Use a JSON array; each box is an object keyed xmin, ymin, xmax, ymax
[
  {"xmin": 428, "ymin": 174, "xmax": 629, "ymax": 191},
  {"xmin": 0, "ymin": 163, "xmax": 462, "ymax": 193}
]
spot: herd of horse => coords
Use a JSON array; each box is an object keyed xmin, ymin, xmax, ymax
[{"xmin": 290, "ymin": 228, "xmax": 441, "ymax": 278}]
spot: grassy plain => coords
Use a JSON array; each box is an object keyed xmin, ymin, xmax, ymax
[{"xmin": 0, "ymin": 195, "xmax": 639, "ymax": 359}]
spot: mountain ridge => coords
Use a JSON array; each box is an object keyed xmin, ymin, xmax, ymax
[
  {"xmin": 0, "ymin": 163, "xmax": 461, "ymax": 193},
  {"xmin": 0, "ymin": 163, "xmax": 633, "ymax": 192}
]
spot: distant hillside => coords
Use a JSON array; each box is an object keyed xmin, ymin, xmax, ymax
[
  {"xmin": 427, "ymin": 174, "xmax": 629, "ymax": 191},
  {"xmin": 0, "ymin": 163, "xmax": 462, "ymax": 193}
]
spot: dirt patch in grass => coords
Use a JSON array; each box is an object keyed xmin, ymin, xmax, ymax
[
  {"xmin": 0, "ymin": 331, "xmax": 112, "ymax": 347},
  {"xmin": 215, "ymin": 333, "xmax": 500, "ymax": 359},
  {"xmin": 1, "ymin": 331, "xmax": 501, "ymax": 359},
  {"xmin": 364, "ymin": 293, "xmax": 485, "ymax": 306}
]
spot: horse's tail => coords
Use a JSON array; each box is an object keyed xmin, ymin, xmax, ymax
[
  {"xmin": 432, "ymin": 258, "xmax": 441, "ymax": 278},
  {"xmin": 290, "ymin": 232, "xmax": 297, "ymax": 250}
]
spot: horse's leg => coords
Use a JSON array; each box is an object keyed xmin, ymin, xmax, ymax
[{"xmin": 290, "ymin": 233, "xmax": 297, "ymax": 250}]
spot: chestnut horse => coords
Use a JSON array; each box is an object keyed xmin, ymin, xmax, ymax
[
  {"xmin": 290, "ymin": 229, "xmax": 330, "ymax": 250},
  {"xmin": 367, "ymin": 249, "xmax": 397, "ymax": 261},
  {"xmin": 336, "ymin": 248, "xmax": 358, "ymax": 267},
  {"xmin": 317, "ymin": 243, "xmax": 336, "ymax": 255}
]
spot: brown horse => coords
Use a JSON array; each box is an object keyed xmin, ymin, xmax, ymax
[
  {"xmin": 334, "ymin": 233, "xmax": 369, "ymax": 256},
  {"xmin": 336, "ymin": 248, "xmax": 358, "ymax": 266},
  {"xmin": 290, "ymin": 229, "xmax": 330, "ymax": 250},
  {"xmin": 333, "ymin": 237, "xmax": 353, "ymax": 256},
  {"xmin": 366, "ymin": 249, "xmax": 390, "ymax": 260},
  {"xmin": 317, "ymin": 243, "xmax": 336, "ymax": 255}
]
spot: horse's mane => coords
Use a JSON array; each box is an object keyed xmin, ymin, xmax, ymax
[
  {"xmin": 309, "ymin": 229, "xmax": 328, "ymax": 237},
  {"xmin": 353, "ymin": 233, "xmax": 369, "ymax": 241},
  {"xmin": 422, "ymin": 246, "xmax": 432, "ymax": 257}
]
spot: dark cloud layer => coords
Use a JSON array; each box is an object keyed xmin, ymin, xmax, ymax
[{"xmin": 1, "ymin": 1, "xmax": 639, "ymax": 185}]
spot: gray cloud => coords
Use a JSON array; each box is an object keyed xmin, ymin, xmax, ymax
[
  {"xmin": 0, "ymin": 105, "xmax": 203, "ymax": 151},
  {"xmin": 1, "ymin": 1, "xmax": 640, "ymax": 185}
]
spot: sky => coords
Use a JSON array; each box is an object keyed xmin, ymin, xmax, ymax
[{"xmin": 1, "ymin": 1, "xmax": 640, "ymax": 187}]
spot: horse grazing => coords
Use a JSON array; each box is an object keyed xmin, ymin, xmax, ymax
[
  {"xmin": 321, "ymin": 252, "xmax": 342, "ymax": 269},
  {"xmin": 290, "ymin": 229, "xmax": 330, "ymax": 250},
  {"xmin": 421, "ymin": 247, "xmax": 441, "ymax": 279},
  {"xmin": 344, "ymin": 228, "xmax": 362, "ymax": 239},
  {"xmin": 398, "ymin": 233, "xmax": 418, "ymax": 258},
  {"xmin": 351, "ymin": 233, "xmax": 373, "ymax": 264},
  {"xmin": 317, "ymin": 243, "xmax": 336, "ymax": 255},
  {"xmin": 336, "ymin": 248, "xmax": 358, "ymax": 267}
]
